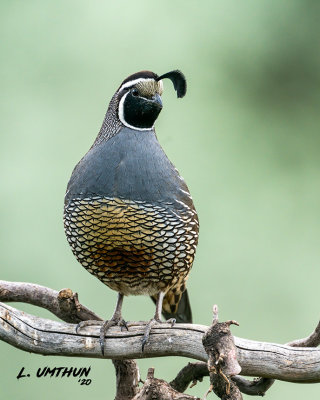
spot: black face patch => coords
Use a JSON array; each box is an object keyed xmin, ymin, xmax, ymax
[{"xmin": 122, "ymin": 90, "xmax": 162, "ymax": 129}]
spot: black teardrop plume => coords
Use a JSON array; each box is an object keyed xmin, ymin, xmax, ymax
[{"xmin": 156, "ymin": 70, "xmax": 187, "ymax": 98}]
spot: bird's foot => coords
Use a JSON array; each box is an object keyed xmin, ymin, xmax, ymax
[
  {"xmin": 76, "ymin": 317, "xmax": 128, "ymax": 356},
  {"xmin": 141, "ymin": 317, "xmax": 176, "ymax": 352},
  {"xmin": 99, "ymin": 317, "xmax": 128, "ymax": 355}
]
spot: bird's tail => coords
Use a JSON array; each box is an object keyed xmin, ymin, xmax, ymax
[{"xmin": 150, "ymin": 288, "xmax": 192, "ymax": 323}]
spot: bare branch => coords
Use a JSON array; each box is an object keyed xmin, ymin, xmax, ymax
[
  {"xmin": 1, "ymin": 302, "xmax": 320, "ymax": 384},
  {"xmin": 132, "ymin": 368, "xmax": 201, "ymax": 400},
  {"xmin": 231, "ymin": 376, "xmax": 274, "ymax": 397},
  {"xmin": 171, "ymin": 318, "xmax": 320, "ymax": 396},
  {"xmin": 1, "ymin": 280, "xmax": 320, "ymax": 399},
  {"xmin": 0, "ymin": 280, "xmax": 102, "ymax": 323},
  {"xmin": 170, "ymin": 362, "xmax": 208, "ymax": 393},
  {"xmin": 170, "ymin": 363, "xmax": 276, "ymax": 397},
  {"xmin": 0, "ymin": 280, "xmax": 137, "ymax": 400},
  {"xmin": 236, "ymin": 318, "xmax": 320, "ymax": 396}
]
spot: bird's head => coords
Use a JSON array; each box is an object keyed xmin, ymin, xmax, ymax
[{"xmin": 116, "ymin": 70, "xmax": 187, "ymax": 131}]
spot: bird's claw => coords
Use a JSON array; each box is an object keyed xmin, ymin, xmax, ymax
[
  {"xmin": 141, "ymin": 317, "xmax": 176, "ymax": 352},
  {"xmin": 75, "ymin": 319, "xmax": 104, "ymax": 334},
  {"xmin": 121, "ymin": 319, "xmax": 129, "ymax": 331},
  {"xmin": 75, "ymin": 318, "xmax": 128, "ymax": 356},
  {"xmin": 100, "ymin": 318, "xmax": 128, "ymax": 356},
  {"xmin": 142, "ymin": 318, "xmax": 159, "ymax": 352},
  {"xmin": 166, "ymin": 317, "xmax": 176, "ymax": 327}
]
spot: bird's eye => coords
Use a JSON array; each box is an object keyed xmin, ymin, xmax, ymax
[{"xmin": 132, "ymin": 88, "xmax": 139, "ymax": 97}]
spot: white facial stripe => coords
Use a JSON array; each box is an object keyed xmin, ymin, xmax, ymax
[
  {"xmin": 119, "ymin": 78, "xmax": 156, "ymax": 92},
  {"xmin": 118, "ymin": 91, "xmax": 154, "ymax": 131}
]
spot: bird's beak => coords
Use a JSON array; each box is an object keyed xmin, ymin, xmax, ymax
[{"xmin": 152, "ymin": 93, "xmax": 163, "ymax": 109}]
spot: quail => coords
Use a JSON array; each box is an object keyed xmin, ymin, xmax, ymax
[{"xmin": 64, "ymin": 70, "xmax": 199, "ymax": 353}]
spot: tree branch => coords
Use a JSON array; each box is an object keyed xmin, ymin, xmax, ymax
[
  {"xmin": 232, "ymin": 318, "xmax": 320, "ymax": 396},
  {"xmin": 113, "ymin": 360, "xmax": 140, "ymax": 400},
  {"xmin": 0, "ymin": 300, "xmax": 320, "ymax": 383},
  {"xmin": 170, "ymin": 363, "xmax": 277, "ymax": 397},
  {"xmin": 133, "ymin": 368, "xmax": 201, "ymax": 400},
  {"xmin": 1, "ymin": 279, "xmax": 320, "ymax": 400},
  {"xmin": 170, "ymin": 311, "xmax": 320, "ymax": 396},
  {"xmin": 170, "ymin": 362, "xmax": 208, "ymax": 393},
  {"xmin": 0, "ymin": 280, "xmax": 102, "ymax": 323}
]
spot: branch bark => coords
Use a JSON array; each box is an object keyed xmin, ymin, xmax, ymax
[
  {"xmin": 201, "ymin": 306, "xmax": 242, "ymax": 399},
  {"xmin": 169, "ymin": 310, "xmax": 320, "ymax": 397},
  {"xmin": 0, "ymin": 301, "xmax": 319, "ymax": 383},
  {"xmin": 1, "ymin": 280, "xmax": 320, "ymax": 400},
  {"xmin": 113, "ymin": 360, "xmax": 140, "ymax": 400},
  {"xmin": 170, "ymin": 364, "xmax": 277, "ymax": 397},
  {"xmin": 0, "ymin": 280, "xmax": 102, "ymax": 323},
  {"xmin": 133, "ymin": 368, "xmax": 201, "ymax": 400}
]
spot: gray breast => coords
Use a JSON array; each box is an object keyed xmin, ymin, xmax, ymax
[{"xmin": 65, "ymin": 127, "xmax": 194, "ymax": 213}]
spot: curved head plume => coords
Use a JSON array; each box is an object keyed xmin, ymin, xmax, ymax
[{"xmin": 156, "ymin": 70, "xmax": 187, "ymax": 98}]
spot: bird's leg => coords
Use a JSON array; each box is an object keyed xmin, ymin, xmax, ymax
[
  {"xmin": 99, "ymin": 293, "xmax": 128, "ymax": 355},
  {"xmin": 76, "ymin": 293, "xmax": 128, "ymax": 355},
  {"xmin": 141, "ymin": 291, "xmax": 175, "ymax": 351}
]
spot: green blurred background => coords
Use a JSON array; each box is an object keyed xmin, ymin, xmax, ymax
[{"xmin": 1, "ymin": 1, "xmax": 319, "ymax": 399}]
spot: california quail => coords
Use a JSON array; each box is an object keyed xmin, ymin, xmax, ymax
[{"xmin": 64, "ymin": 70, "xmax": 199, "ymax": 353}]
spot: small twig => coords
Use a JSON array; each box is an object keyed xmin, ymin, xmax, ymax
[
  {"xmin": 203, "ymin": 383, "xmax": 213, "ymax": 400},
  {"xmin": 212, "ymin": 304, "xmax": 219, "ymax": 324}
]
